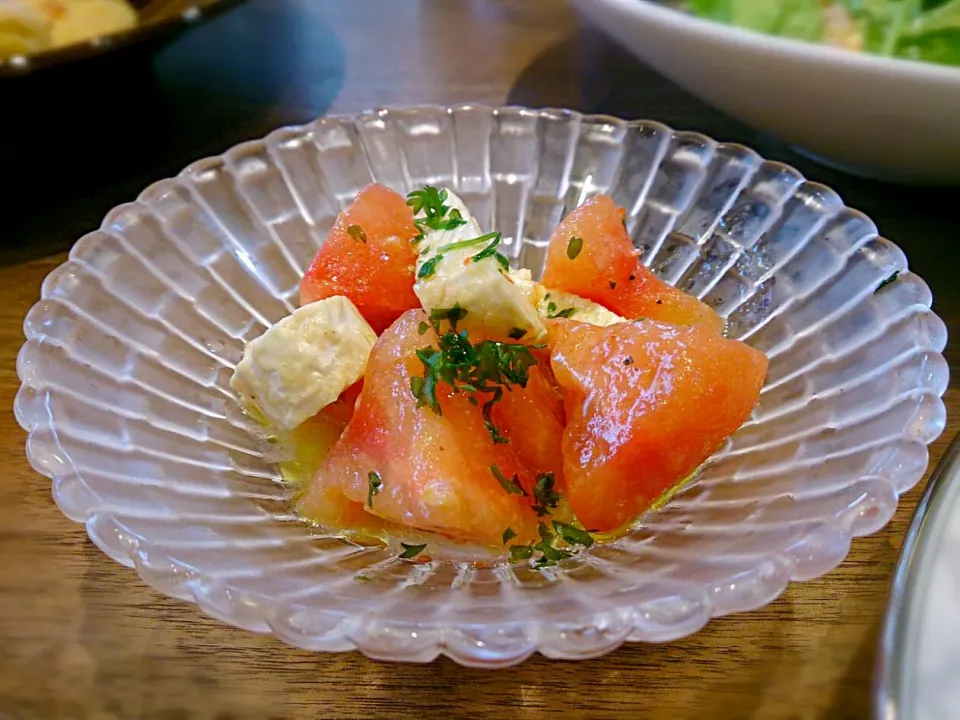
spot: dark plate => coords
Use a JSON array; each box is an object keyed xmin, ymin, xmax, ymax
[{"xmin": 0, "ymin": 0, "xmax": 248, "ymax": 77}]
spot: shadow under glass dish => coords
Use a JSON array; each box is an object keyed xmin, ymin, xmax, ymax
[{"xmin": 13, "ymin": 105, "xmax": 948, "ymax": 665}]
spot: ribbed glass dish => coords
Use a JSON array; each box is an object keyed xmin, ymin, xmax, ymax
[{"xmin": 14, "ymin": 105, "xmax": 948, "ymax": 667}]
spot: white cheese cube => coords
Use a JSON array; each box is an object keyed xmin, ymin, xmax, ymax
[{"xmin": 230, "ymin": 296, "xmax": 376, "ymax": 430}]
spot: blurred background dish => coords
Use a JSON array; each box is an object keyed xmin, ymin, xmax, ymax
[
  {"xmin": 0, "ymin": 0, "xmax": 246, "ymax": 75},
  {"xmin": 571, "ymin": 0, "xmax": 960, "ymax": 185},
  {"xmin": 876, "ymin": 432, "xmax": 960, "ymax": 720},
  {"xmin": 678, "ymin": 1, "xmax": 960, "ymax": 69}
]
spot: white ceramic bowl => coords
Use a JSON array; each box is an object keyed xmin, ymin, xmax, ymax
[
  {"xmin": 15, "ymin": 105, "xmax": 948, "ymax": 666},
  {"xmin": 571, "ymin": 0, "xmax": 960, "ymax": 186}
]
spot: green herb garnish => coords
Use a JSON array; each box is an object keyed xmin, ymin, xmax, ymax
[
  {"xmin": 409, "ymin": 328, "xmax": 539, "ymax": 441},
  {"xmin": 534, "ymin": 543, "xmax": 572, "ymax": 567},
  {"xmin": 482, "ymin": 389, "xmax": 510, "ymax": 444},
  {"xmin": 547, "ymin": 307, "xmax": 576, "ymax": 319},
  {"xmin": 418, "ymin": 255, "xmax": 443, "ymax": 280},
  {"xmin": 418, "ymin": 321, "xmax": 430, "ymax": 335},
  {"xmin": 567, "ymin": 236, "xmax": 584, "ymax": 260},
  {"xmin": 552, "ymin": 521, "xmax": 594, "ymax": 547},
  {"xmin": 510, "ymin": 545, "xmax": 534, "ymax": 562},
  {"xmin": 533, "ymin": 473, "xmax": 561, "ymax": 511},
  {"xmin": 469, "ymin": 231, "xmax": 511, "ymax": 271},
  {"xmin": 437, "ymin": 230, "xmax": 499, "ymax": 256},
  {"xmin": 502, "ymin": 527, "xmax": 517, "ymax": 544},
  {"xmin": 406, "ymin": 186, "xmax": 468, "ymax": 241},
  {"xmin": 346, "ymin": 224, "xmax": 367, "ymax": 243},
  {"xmin": 538, "ymin": 522, "xmax": 553, "ymax": 543},
  {"xmin": 490, "ymin": 464, "xmax": 527, "ymax": 496},
  {"xmin": 355, "ymin": 574, "xmax": 372, "ymax": 582},
  {"xmin": 399, "ymin": 542, "xmax": 427, "ymax": 559},
  {"xmin": 429, "ymin": 304, "xmax": 468, "ymax": 332},
  {"xmin": 366, "ymin": 471, "xmax": 382, "ymax": 508},
  {"xmin": 876, "ymin": 270, "xmax": 900, "ymax": 293},
  {"xmin": 437, "ymin": 207, "xmax": 467, "ymax": 231},
  {"xmin": 407, "ymin": 186, "xmax": 447, "ymax": 216}
]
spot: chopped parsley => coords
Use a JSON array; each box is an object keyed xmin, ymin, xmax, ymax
[
  {"xmin": 440, "ymin": 208, "xmax": 467, "ymax": 230},
  {"xmin": 410, "ymin": 327, "xmax": 539, "ymax": 443},
  {"xmin": 366, "ymin": 471, "xmax": 382, "ymax": 508},
  {"xmin": 468, "ymin": 231, "xmax": 510, "ymax": 271},
  {"xmin": 437, "ymin": 230, "xmax": 499, "ymax": 256},
  {"xmin": 484, "ymin": 410, "xmax": 510, "ymax": 444},
  {"xmin": 876, "ymin": 270, "xmax": 900, "ymax": 293},
  {"xmin": 490, "ymin": 465, "xmax": 527, "ymax": 496},
  {"xmin": 418, "ymin": 255, "xmax": 443, "ymax": 280},
  {"xmin": 508, "ymin": 327, "xmax": 528, "ymax": 340},
  {"xmin": 429, "ymin": 304, "xmax": 467, "ymax": 332},
  {"xmin": 533, "ymin": 473, "xmax": 561, "ymax": 511},
  {"xmin": 418, "ymin": 231, "xmax": 512, "ymax": 285},
  {"xmin": 502, "ymin": 527, "xmax": 517, "ymax": 544},
  {"xmin": 535, "ymin": 543, "xmax": 572, "ymax": 567},
  {"xmin": 406, "ymin": 186, "xmax": 467, "ymax": 240},
  {"xmin": 547, "ymin": 307, "xmax": 576, "ymax": 320},
  {"xmin": 399, "ymin": 542, "xmax": 428, "ymax": 559},
  {"xmin": 355, "ymin": 574, "xmax": 372, "ymax": 582},
  {"xmin": 407, "ymin": 186, "xmax": 447, "ymax": 216},
  {"xmin": 531, "ymin": 523, "xmax": 572, "ymax": 567},
  {"xmin": 566, "ymin": 236, "xmax": 584, "ymax": 260},
  {"xmin": 346, "ymin": 224, "xmax": 367, "ymax": 243},
  {"xmin": 546, "ymin": 301, "xmax": 557, "ymax": 314},
  {"xmin": 504, "ymin": 516, "xmax": 593, "ymax": 568},
  {"xmin": 417, "ymin": 321, "xmax": 430, "ymax": 335},
  {"xmin": 552, "ymin": 521, "xmax": 594, "ymax": 547},
  {"xmin": 510, "ymin": 545, "xmax": 534, "ymax": 562}
]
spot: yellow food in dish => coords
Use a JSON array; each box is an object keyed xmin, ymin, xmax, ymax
[
  {"xmin": 0, "ymin": 0, "xmax": 49, "ymax": 55},
  {"xmin": 0, "ymin": 0, "xmax": 136, "ymax": 58}
]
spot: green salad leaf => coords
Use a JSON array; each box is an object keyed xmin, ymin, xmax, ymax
[
  {"xmin": 688, "ymin": 0, "xmax": 825, "ymax": 40},
  {"xmin": 898, "ymin": 27, "xmax": 960, "ymax": 63},
  {"xmin": 686, "ymin": 0, "xmax": 960, "ymax": 67}
]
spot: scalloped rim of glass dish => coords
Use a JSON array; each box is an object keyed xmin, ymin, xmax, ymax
[
  {"xmin": 874, "ymin": 431, "xmax": 960, "ymax": 719},
  {"xmin": 14, "ymin": 104, "xmax": 950, "ymax": 666},
  {"xmin": 0, "ymin": 0, "xmax": 248, "ymax": 77}
]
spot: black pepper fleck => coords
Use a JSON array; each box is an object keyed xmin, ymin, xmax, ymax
[{"xmin": 624, "ymin": 356, "xmax": 634, "ymax": 366}]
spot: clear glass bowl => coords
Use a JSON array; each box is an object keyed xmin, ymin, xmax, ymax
[{"xmin": 14, "ymin": 105, "xmax": 948, "ymax": 667}]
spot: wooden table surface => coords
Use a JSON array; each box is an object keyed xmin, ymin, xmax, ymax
[{"xmin": 2, "ymin": 1, "xmax": 958, "ymax": 718}]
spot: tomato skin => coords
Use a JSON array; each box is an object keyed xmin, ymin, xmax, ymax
[
  {"xmin": 298, "ymin": 311, "xmax": 551, "ymax": 546},
  {"xmin": 542, "ymin": 195, "xmax": 724, "ymax": 334},
  {"xmin": 299, "ymin": 183, "xmax": 420, "ymax": 334},
  {"xmin": 547, "ymin": 317, "xmax": 767, "ymax": 532}
]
